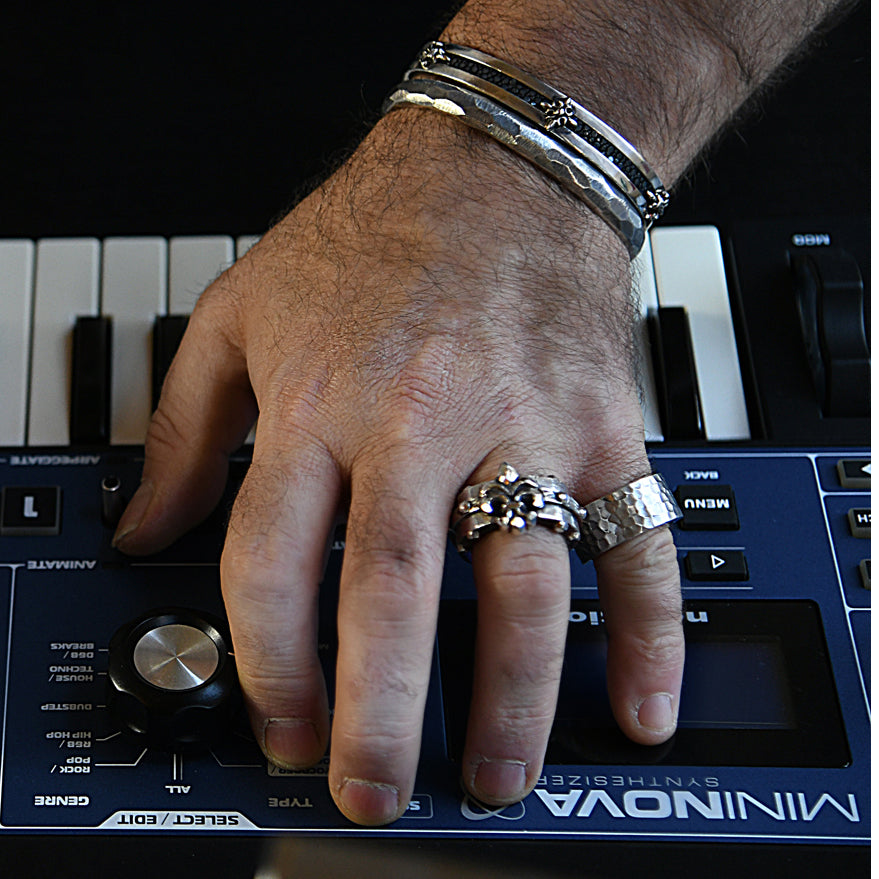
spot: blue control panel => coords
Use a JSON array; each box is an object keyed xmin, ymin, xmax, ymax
[{"xmin": 0, "ymin": 447, "xmax": 869, "ymax": 847}]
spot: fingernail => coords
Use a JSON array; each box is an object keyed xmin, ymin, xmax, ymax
[
  {"xmin": 338, "ymin": 778, "xmax": 401, "ymax": 825},
  {"xmin": 472, "ymin": 758, "xmax": 528, "ymax": 803},
  {"xmin": 111, "ymin": 480, "xmax": 155, "ymax": 548},
  {"xmin": 263, "ymin": 718, "xmax": 321, "ymax": 769},
  {"xmin": 637, "ymin": 693, "xmax": 676, "ymax": 733}
]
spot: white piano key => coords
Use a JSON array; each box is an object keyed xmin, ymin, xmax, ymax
[
  {"xmin": 169, "ymin": 235, "xmax": 235, "ymax": 313},
  {"xmin": 101, "ymin": 237, "xmax": 168, "ymax": 445},
  {"xmin": 650, "ymin": 226, "xmax": 750, "ymax": 441},
  {"xmin": 632, "ymin": 238, "xmax": 664, "ymax": 443},
  {"xmin": 28, "ymin": 239, "xmax": 101, "ymax": 445},
  {"xmin": 0, "ymin": 240, "xmax": 35, "ymax": 445},
  {"xmin": 236, "ymin": 234, "xmax": 261, "ymax": 258}
]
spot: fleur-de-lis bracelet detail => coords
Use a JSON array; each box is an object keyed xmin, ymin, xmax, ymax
[{"xmin": 383, "ymin": 41, "xmax": 670, "ymax": 258}]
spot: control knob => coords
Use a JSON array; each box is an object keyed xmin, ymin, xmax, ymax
[{"xmin": 107, "ymin": 608, "xmax": 239, "ymax": 749}]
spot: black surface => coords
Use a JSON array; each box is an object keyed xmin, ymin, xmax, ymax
[
  {"xmin": 1, "ymin": 3, "xmax": 868, "ymax": 239},
  {"xmin": 0, "ymin": 835, "xmax": 870, "ymax": 879}
]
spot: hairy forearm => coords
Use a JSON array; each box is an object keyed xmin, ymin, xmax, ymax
[{"xmin": 439, "ymin": 0, "xmax": 853, "ymax": 182}]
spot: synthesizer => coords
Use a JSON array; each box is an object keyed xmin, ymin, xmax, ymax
[{"xmin": 0, "ymin": 221, "xmax": 869, "ymax": 876}]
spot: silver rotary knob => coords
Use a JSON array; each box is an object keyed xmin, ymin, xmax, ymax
[
  {"xmin": 132, "ymin": 624, "xmax": 220, "ymax": 691},
  {"xmin": 107, "ymin": 608, "xmax": 239, "ymax": 750}
]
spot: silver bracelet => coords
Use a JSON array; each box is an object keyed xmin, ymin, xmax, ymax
[
  {"xmin": 407, "ymin": 42, "xmax": 670, "ymax": 225},
  {"xmin": 383, "ymin": 78, "xmax": 646, "ymax": 257}
]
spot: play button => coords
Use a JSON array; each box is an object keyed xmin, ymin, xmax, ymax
[{"xmin": 685, "ymin": 550, "xmax": 749, "ymax": 581}]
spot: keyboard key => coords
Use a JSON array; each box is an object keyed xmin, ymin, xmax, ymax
[
  {"xmin": 1, "ymin": 486, "xmax": 62, "ymax": 536},
  {"xmin": 847, "ymin": 508, "xmax": 871, "ymax": 538},
  {"xmin": 632, "ymin": 239, "xmax": 663, "ymax": 442},
  {"xmin": 651, "ymin": 227, "xmax": 750, "ymax": 441},
  {"xmin": 70, "ymin": 316, "xmax": 112, "ymax": 444},
  {"xmin": 169, "ymin": 235, "xmax": 234, "ymax": 313},
  {"xmin": 675, "ymin": 485, "xmax": 740, "ymax": 530},
  {"xmin": 29, "ymin": 239, "xmax": 101, "ymax": 445},
  {"xmin": 859, "ymin": 559, "xmax": 871, "ymax": 590},
  {"xmin": 0, "ymin": 240, "xmax": 35, "ymax": 445},
  {"xmin": 649, "ymin": 306, "xmax": 704, "ymax": 439},
  {"xmin": 236, "ymin": 234, "xmax": 261, "ymax": 258},
  {"xmin": 685, "ymin": 549, "xmax": 749, "ymax": 581},
  {"xmin": 152, "ymin": 315, "xmax": 189, "ymax": 410},
  {"xmin": 101, "ymin": 238, "xmax": 168, "ymax": 445},
  {"xmin": 837, "ymin": 459, "xmax": 871, "ymax": 490}
]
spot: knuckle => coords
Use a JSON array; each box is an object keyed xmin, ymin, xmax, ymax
[
  {"xmin": 345, "ymin": 654, "xmax": 423, "ymax": 706},
  {"xmin": 478, "ymin": 540, "xmax": 570, "ymax": 620},
  {"xmin": 238, "ymin": 661, "xmax": 322, "ymax": 712},
  {"xmin": 143, "ymin": 403, "xmax": 190, "ymax": 460},
  {"xmin": 370, "ymin": 336, "xmax": 466, "ymax": 446},
  {"xmin": 343, "ymin": 492, "xmax": 445, "ymax": 614},
  {"xmin": 620, "ymin": 627, "xmax": 686, "ymax": 675},
  {"xmin": 494, "ymin": 649, "xmax": 565, "ymax": 699},
  {"xmin": 333, "ymin": 721, "xmax": 422, "ymax": 766},
  {"xmin": 606, "ymin": 526, "xmax": 680, "ymax": 584},
  {"xmin": 221, "ymin": 526, "xmax": 292, "ymax": 585}
]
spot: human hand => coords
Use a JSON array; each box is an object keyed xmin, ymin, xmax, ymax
[{"xmin": 112, "ymin": 110, "xmax": 684, "ymax": 825}]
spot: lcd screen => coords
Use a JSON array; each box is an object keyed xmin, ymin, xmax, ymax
[{"xmin": 555, "ymin": 638, "xmax": 796, "ymax": 731}]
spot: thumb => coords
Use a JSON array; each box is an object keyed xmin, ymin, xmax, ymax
[{"xmin": 112, "ymin": 289, "xmax": 257, "ymax": 555}]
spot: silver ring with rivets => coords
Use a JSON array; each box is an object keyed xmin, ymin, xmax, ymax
[
  {"xmin": 575, "ymin": 473, "xmax": 682, "ymax": 563},
  {"xmin": 451, "ymin": 462, "xmax": 584, "ymax": 558}
]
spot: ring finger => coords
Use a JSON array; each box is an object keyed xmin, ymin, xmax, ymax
[{"xmin": 459, "ymin": 460, "xmax": 573, "ymax": 806}]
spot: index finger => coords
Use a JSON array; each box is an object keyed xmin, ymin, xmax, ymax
[{"xmin": 328, "ymin": 454, "xmax": 456, "ymax": 826}]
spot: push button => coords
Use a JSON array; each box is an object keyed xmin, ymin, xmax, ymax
[
  {"xmin": 847, "ymin": 508, "xmax": 871, "ymax": 538},
  {"xmin": 685, "ymin": 549, "xmax": 749, "ymax": 581},
  {"xmin": 674, "ymin": 485, "xmax": 740, "ymax": 530},
  {"xmin": 859, "ymin": 559, "xmax": 871, "ymax": 591},
  {"xmin": 837, "ymin": 459, "xmax": 871, "ymax": 490},
  {"xmin": 0, "ymin": 486, "xmax": 62, "ymax": 536}
]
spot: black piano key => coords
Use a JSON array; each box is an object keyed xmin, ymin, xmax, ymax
[
  {"xmin": 70, "ymin": 315, "xmax": 112, "ymax": 444},
  {"xmin": 649, "ymin": 306, "xmax": 704, "ymax": 440},
  {"xmin": 152, "ymin": 314, "xmax": 189, "ymax": 410}
]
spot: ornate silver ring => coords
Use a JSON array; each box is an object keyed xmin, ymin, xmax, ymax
[
  {"xmin": 451, "ymin": 463, "xmax": 583, "ymax": 558},
  {"xmin": 451, "ymin": 465, "xmax": 682, "ymax": 563}
]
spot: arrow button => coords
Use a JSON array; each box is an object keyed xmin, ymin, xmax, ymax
[
  {"xmin": 685, "ymin": 550, "xmax": 749, "ymax": 582},
  {"xmin": 837, "ymin": 459, "xmax": 871, "ymax": 490}
]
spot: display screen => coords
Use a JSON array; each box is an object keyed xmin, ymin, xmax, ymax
[
  {"xmin": 556, "ymin": 638, "xmax": 796, "ymax": 731},
  {"xmin": 438, "ymin": 599, "xmax": 851, "ymax": 768}
]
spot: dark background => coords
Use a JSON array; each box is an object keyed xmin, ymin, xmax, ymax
[{"xmin": 1, "ymin": 2, "xmax": 868, "ymax": 240}]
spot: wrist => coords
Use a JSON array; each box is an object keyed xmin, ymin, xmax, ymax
[
  {"xmin": 365, "ymin": 106, "xmax": 632, "ymax": 268},
  {"xmin": 438, "ymin": 0, "xmax": 846, "ymax": 183}
]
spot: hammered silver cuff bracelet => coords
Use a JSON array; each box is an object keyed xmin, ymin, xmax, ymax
[{"xmin": 382, "ymin": 41, "xmax": 670, "ymax": 257}]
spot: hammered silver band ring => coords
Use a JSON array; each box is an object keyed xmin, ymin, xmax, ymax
[
  {"xmin": 575, "ymin": 473, "xmax": 682, "ymax": 562},
  {"xmin": 451, "ymin": 464, "xmax": 681, "ymax": 561}
]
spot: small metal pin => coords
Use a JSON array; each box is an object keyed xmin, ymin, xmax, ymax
[{"xmin": 101, "ymin": 475, "xmax": 126, "ymax": 528}]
